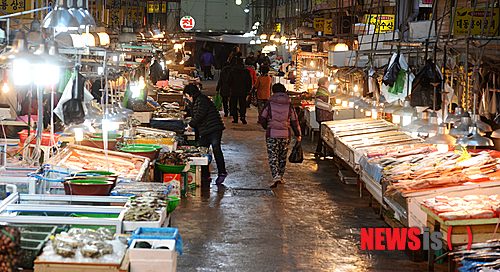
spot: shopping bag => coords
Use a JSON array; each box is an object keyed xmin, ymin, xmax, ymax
[
  {"xmin": 251, "ymin": 90, "xmax": 258, "ymax": 107},
  {"xmin": 288, "ymin": 141, "xmax": 303, "ymax": 163},
  {"xmin": 382, "ymin": 53, "xmax": 401, "ymax": 87},
  {"xmin": 214, "ymin": 92, "xmax": 223, "ymax": 111}
]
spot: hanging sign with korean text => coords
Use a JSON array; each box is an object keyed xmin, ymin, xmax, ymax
[
  {"xmin": 324, "ymin": 19, "xmax": 333, "ymax": 35},
  {"xmin": 180, "ymin": 16, "xmax": 195, "ymax": 31},
  {"xmin": 147, "ymin": 1, "xmax": 166, "ymax": 13},
  {"xmin": 0, "ymin": 0, "xmax": 30, "ymax": 17},
  {"xmin": 314, "ymin": 18, "xmax": 325, "ymax": 31},
  {"xmin": 364, "ymin": 14, "xmax": 395, "ymax": 33},
  {"xmin": 454, "ymin": 7, "xmax": 499, "ymax": 36}
]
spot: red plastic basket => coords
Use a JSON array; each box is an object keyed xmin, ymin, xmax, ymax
[{"xmin": 18, "ymin": 130, "xmax": 60, "ymax": 146}]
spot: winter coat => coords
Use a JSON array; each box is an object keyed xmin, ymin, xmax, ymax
[
  {"xmin": 188, "ymin": 91, "xmax": 225, "ymax": 137},
  {"xmin": 226, "ymin": 64, "xmax": 252, "ymax": 97},
  {"xmin": 200, "ymin": 52, "xmax": 215, "ymax": 67},
  {"xmin": 255, "ymin": 75, "xmax": 272, "ymax": 100},
  {"xmin": 246, "ymin": 66, "xmax": 257, "ymax": 85},
  {"xmin": 256, "ymin": 54, "xmax": 270, "ymax": 67},
  {"xmin": 216, "ymin": 65, "xmax": 232, "ymax": 97},
  {"xmin": 258, "ymin": 92, "xmax": 301, "ymax": 138},
  {"xmin": 315, "ymin": 86, "xmax": 334, "ymax": 123}
]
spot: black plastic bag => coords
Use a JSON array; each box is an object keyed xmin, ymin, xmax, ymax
[
  {"xmin": 62, "ymin": 72, "xmax": 86, "ymax": 126},
  {"xmin": 382, "ymin": 54, "xmax": 401, "ymax": 87},
  {"xmin": 410, "ymin": 60, "xmax": 442, "ymax": 110},
  {"xmin": 289, "ymin": 141, "xmax": 303, "ymax": 163}
]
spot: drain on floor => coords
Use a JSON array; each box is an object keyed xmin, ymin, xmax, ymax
[{"xmin": 231, "ymin": 188, "xmax": 276, "ymax": 197}]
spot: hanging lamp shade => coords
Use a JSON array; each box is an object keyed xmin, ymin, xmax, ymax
[
  {"xmin": 393, "ymin": 98, "xmax": 414, "ymax": 117},
  {"xmin": 418, "ymin": 111, "xmax": 440, "ymax": 134},
  {"xmin": 68, "ymin": 0, "xmax": 92, "ymax": 28},
  {"xmin": 78, "ymin": 0, "xmax": 96, "ymax": 27},
  {"xmin": 383, "ymin": 99, "xmax": 402, "ymax": 114},
  {"xmin": 401, "ymin": 111, "xmax": 428, "ymax": 132},
  {"xmin": 456, "ymin": 124, "xmax": 494, "ymax": 146},
  {"xmin": 47, "ymin": 39, "xmax": 74, "ymax": 68},
  {"xmin": 449, "ymin": 112, "xmax": 472, "ymax": 137},
  {"xmin": 0, "ymin": 31, "xmax": 43, "ymax": 65},
  {"xmin": 424, "ymin": 123, "xmax": 456, "ymax": 145},
  {"xmin": 445, "ymin": 107, "xmax": 464, "ymax": 125},
  {"xmin": 471, "ymin": 113, "xmax": 492, "ymax": 133},
  {"xmin": 42, "ymin": 0, "xmax": 80, "ymax": 31},
  {"xmin": 490, "ymin": 128, "xmax": 500, "ymax": 138},
  {"xmin": 64, "ymin": 122, "xmax": 95, "ymax": 134}
]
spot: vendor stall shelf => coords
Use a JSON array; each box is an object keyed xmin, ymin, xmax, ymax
[
  {"xmin": 0, "ymin": 194, "xmax": 128, "ymax": 233},
  {"xmin": 321, "ymin": 118, "xmax": 421, "ymax": 172}
]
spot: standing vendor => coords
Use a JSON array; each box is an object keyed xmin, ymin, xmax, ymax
[
  {"xmin": 184, "ymin": 84, "xmax": 228, "ymax": 185},
  {"xmin": 314, "ymin": 77, "xmax": 334, "ymax": 157}
]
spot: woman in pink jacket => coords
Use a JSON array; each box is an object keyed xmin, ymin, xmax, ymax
[{"xmin": 258, "ymin": 83, "xmax": 302, "ymax": 188}]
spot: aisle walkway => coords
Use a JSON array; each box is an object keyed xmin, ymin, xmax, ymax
[{"xmin": 173, "ymin": 106, "xmax": 445, "ymax": 271}]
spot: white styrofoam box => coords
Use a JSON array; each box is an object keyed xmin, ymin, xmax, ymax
[
  {"xmin": 328, "ymin": 51, "xmax": 350, "ymax": 67},
  {"xmin": 345, "ymin": 56, "xmax": 369, "ymax": 67},
  {"xmin": 352, "ymin": 23, "xmax": 374, "ymax": 35},
  {"xmin": 409, "ymin": 20, "xmax": 435, "ymax": 41},
  {"xmin": 130, "ymin": 239, "xmax": 176, "ymax": 261},
  {"xmin": 0, "ymin": 107, "xmax": 11, "ymax": 118},
  {"xmin": 130, "ymin": 254, "xmax": 177, "ymax": 272},
  {"xmin": 123, "ymin": 207, "xmax": 167, "ymax": 232},
  {"xmin": 188, "ymin": 156, "xmax": 209, "ymax": 166},
  {"xmin": 132, "ymin": 112, "xmax": 152, "ymax": 123},
  {"xmin": 359, "ymin": 31, "xmax": 399, "ymax": 43}
]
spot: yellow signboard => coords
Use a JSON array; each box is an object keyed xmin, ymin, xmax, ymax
[
  {"xmin": 275, "ymin": 23, "xmax": 281, "ymax": 33},
  {"xmin": 147, "ymin": 1, "xmax": 166, "ymax": 13},
  {"xmin": 454, "ymin": 7, "xmax": 499, "ymax": 36},
  {"xmin": 314, "ymin": 18, "xmax": 325, "ymax": 31},
  {"xmin": 365, "ymin": 14, "xmax": 395, "ymax": 33},
  {"xmin": 0, "ymin": 0, "xmax": 31, "ymax": 17},
  {"xmin": 324, "ymin": 18, "xmax": 332, "ymax": 35}
]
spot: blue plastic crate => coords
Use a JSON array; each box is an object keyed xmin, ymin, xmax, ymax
[{"xmin": 130, "ymin": 227, "xmax": 183, "ymax": 255}]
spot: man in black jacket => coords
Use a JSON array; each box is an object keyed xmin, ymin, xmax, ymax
[
  {"xmin": 216, "ymin": 62, "xmax": 232, "ymax": 117},
  {"xmin": 184, "ymin": 84, "xmax": 228, "ymax": 185},
  {"xmin": 226, "ymin": 58, "xmax": 252, "ymax": 124}
]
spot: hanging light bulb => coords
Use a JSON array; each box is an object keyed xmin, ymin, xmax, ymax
[
  {"xmin": 2, "ymin": 82, "xmax": 9, "ymax": 93},
  {"xmin": 235, "ymin": 0, "xmax": 242, "ymax": 5},
  {"xmin": 260, "ymin": 33, "xmax": 267, "ymax": 40}
]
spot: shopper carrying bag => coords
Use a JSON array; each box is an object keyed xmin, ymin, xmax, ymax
[{"xmin": 258, "ymin": 83, "xmax": 302, "ymax": 188}]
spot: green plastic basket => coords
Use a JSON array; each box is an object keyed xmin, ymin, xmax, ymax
[
  {"xmin": 167, "ymin": 196, "xmax": 180, "ymax": 213},
  {"xmin": 156, "ymin": 163, "xmax": 186, "ymax": 174},
  {"xmin": 20, "ymin": 239, "xmax": 44, "ymax": 269}
]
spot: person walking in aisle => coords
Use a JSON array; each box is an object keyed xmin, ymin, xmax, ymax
[
  {"xmin": 200, "ymin": 48, "xmax": 215, "ymax": 80},
  {"xmin": 258, "ymin": 83, "xmax": 301, "ymax": 188},
  {"xmin": 217, "ymin": 45, "xmax": 229, "ymax": 70},
  {"xmin": 216, "ymin": 61, "xmax": 232, "ymax": 117},
  {"xmin": 184, "ymin": 84, "xmax": 228, "ymax": 185},
  {"xmin": 314, "ymin": 77, "xmax": 334, "ymax": 156},
  {"xmin": 254, "ymin": 65, "xmax": 272, "ymax": 118},
  {"xmin": 227, "ymin": 58, "xmax": 252, "ymax": 124},
  {"xmin": 227, "ymin": 46, "xmax": 239, "ymax": 64}
]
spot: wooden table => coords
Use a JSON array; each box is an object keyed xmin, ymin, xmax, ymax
[{"xmin": 422, "ymin": 205, "xmax": 500, "ymax": 271}]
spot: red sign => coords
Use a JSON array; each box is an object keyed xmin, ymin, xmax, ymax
[{"xmin": 180, "ymin": 16, "xmax": 195, "ymax": 31}]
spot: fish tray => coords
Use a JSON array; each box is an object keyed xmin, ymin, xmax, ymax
[
  {"xmin": 20, "ymin": 238, "xmax": 44, "ymax": 269},
  {"xmin": 55, "ymin": 144, "xmax": 150, "ymax": 182}
]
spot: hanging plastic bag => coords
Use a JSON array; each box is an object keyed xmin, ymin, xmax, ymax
[
  {"xmin": 388, "ymin": 69, "xmax": 406, "ymax": 95},
  {"xmin": 410, "ymin": 60, "xmax": 442, "ymax": 110},
  {"xmin": 214, "ymin": 92, "xmax": 223, "ymax": 111},
  {"xmin": 382, "ymin": 53, "xmax": 401, "ymax": 87},
  {"xmin": 288, "ymin": 141, "xmax": 303, "ymax": 163}
]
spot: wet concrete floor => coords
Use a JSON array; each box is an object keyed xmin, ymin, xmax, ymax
[{"xmin": 172, "ymin": 75, "xmax": 446, "ymax": 271}]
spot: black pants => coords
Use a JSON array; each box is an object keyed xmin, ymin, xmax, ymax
[
  {"xmin": 198, "ymin": 130, "xmax": 226, "ymax": 178},
  {"xmin": 230, "ymin": 96, "xmax": 247, "ymax": 121},
  {"xmin": 222, "ymin": 96, "xmax": 230, "ymax": 117},
  {"xmin": 203, "ymin": 66, "xmax": 212, "ymax": 80}
]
